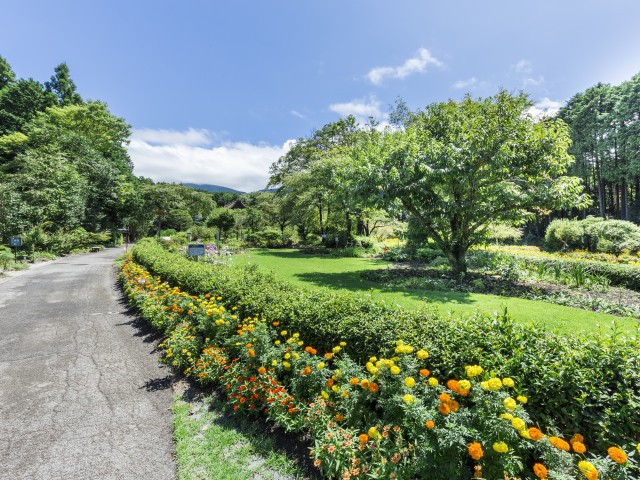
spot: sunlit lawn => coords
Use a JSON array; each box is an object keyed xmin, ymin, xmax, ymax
[{"xmin": 236, "ymin": 249, "xmax": 638, "ymax": 336}]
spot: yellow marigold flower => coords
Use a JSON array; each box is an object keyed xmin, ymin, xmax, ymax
[
  {"xmin": 502, "ymin": 377, "xmax": 515, "ymax": 388},
  {"xmin": 331, "ymin": 385, "xmax": 340, "ymax": 393},
  {"xmin": 500, "ymin": 413, "xmax": 514, "ymax": 421},
  {"xmin": 517, "ymin": 395, "xmax": 528, "ymax": 404},
  {"xmin": 361, "ymin": 379, "xmax": 370, "ymax": 389},
  {"xmin": 416, "ymin": 349, "xmax": 429, "ymax": 359},
  {"xmin": 284, "ymin": 353, "xmax": 291, "ymax": 359},
  {"xmin": 280, "ymin": 330, "xmax": 287, "ymax": 336},
  {"xmin": 367, "ymin": 427, "xmax": 379, "ymax": 440},
  {"xmin": 321, "ymin": 391, "xmax": 329, "ymax": 400},
  {"xmin": 317, "ymin": 362, "xmax": 325, "ymax": 370},
  {"xmin": 292, "ymin": 353, "xmax": 299, "ymax": 359},
  {"xmin": 480, "ymin": 381, "xmax": 489, "ymax": 390},
  {"xmin": 519, "ymin": 429, "xmax": 530, "ymax": 439},
  {"xmin": 458, "ymin": 380, "xmax": 471, "ymax": 392},
  {"xmin": 282, "ymin": 361, "xmax": 291, "ymax": 368},
  {"xmin": 492, "ymin": 442, "xmax": 508, "ymax": 453},
  {"xmin": 578, "ymin": 460, "xmax": 598, "ymax": 479},
  {"xmin": 487, "ymin": 377, "xmax": 502, "ymax": 390},
  {"xmin": 465, "ymin": 365, "xmax": 483, "ymax": 378},
  {"xmin": 503, "ymin": 397, "xmax": 517, "ymax": 411},
  {"xmin": 339, "ymin": 342, "xmax": 346, "ymax": 347},
  {"xmin": 369, "ymin": 356, "xmax": 377, "ymax": 362},
  {"xmin": 293, "ymin": 332, "xmax": 299, "ymax": 338},
  {"xmin": 607, "ymin": 446, "xmax": 627, "ymax": 464},
  {"xmin": 403, "ymin": 394, "xmax": 414, "ymax": 404},
  {"xmin": 404, "ymin": 377, "xmax": 416, "ymax": 388},
  {"xmin": 272, "ymin": 360, "xmax": 278, "ymax": 366},
  {"xmin": 390, "ymin": 366, "xmax": 401, "ymax": 375},
  {"xmin": 298, "ymin": 341, "xmax": 303, "ymax": 346},
  {"xmin": 332, "ymin": 346, "xmax": 341, "ymax": 353},
  {"xmin": 511, "ymin": 417, "xmax": 526, "ymax": 431},
  {"xmin": 428, "ymin": 377, "xmax": 438, "ymax": 387},
  {"xmin": 468, "ymin": 442, "xmax": 483, "ymax": 460}
]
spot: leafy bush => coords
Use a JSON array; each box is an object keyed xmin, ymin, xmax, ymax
[
  {"xmin": 545, "ymin": 219, "xmax": 584, "ymax": 251},
  {"xmin": 485, "ymin": 223, "xmax": 523, "ymax": 244},
  {"xmin": 130, "ymin": 239, "xmax": 640, "ymax": 450},
  {"xmin": 246, "ymin": 229, "xmax": 292, "ymax": 248},
  {"xmin": 546, "ymin": 217, "xmax": 640, "ymax": 255}
]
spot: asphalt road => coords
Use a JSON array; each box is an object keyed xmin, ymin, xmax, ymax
[{"xmin": 0, "ymin": 248, "xmax": 176, "ymax": 480}]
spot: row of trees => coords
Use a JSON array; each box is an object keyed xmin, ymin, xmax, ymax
[
  {"xmin": 559, "ymin": 73, "xmax": 640, "ymax": 220},
  {"xmin": 268, "ymin": 92, "xmax": 589, "ymax": 273}
]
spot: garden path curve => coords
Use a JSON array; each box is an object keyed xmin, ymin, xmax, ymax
[{"xmin": 0, "ymin": 248, "xmax": 176, "ymax": 480}]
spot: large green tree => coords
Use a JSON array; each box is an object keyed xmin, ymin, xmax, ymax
[{"xmin": 352, "ymin": 91, "xmax": 590, "ymax": 274}]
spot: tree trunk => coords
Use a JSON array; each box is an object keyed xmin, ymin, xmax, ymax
[
  {"xmin": 595, "ymin": 154, "xmax": 605, "ymax": 217},
  {"xmin": 447, "ymin": 243, "xmax": 468, "ymax": 275}
]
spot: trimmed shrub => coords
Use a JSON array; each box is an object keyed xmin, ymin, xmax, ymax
[
  {"xmin": 545, "ymin": 219, "xmax": 584, "ymax": 251},
  {"xmin": 130, "ymin": 239, "xmax": 640, "ymax": 450}
]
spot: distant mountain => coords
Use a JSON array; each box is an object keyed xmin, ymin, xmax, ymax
[{"xmin": 183, "ymin": 183, "xmax": 245, "ymax": 194}]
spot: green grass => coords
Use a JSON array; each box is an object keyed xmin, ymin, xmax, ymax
[
  {"xmin": 173, "ymin": 392, "xmax": 312, "ymax": 480},
  {"xmin": 237, "ymin": 249, "xmax": 639, "ymax": 335}
]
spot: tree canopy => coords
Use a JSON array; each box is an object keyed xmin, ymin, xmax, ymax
[{"xmin": 350, "ymin": 91, "xmax": 590, "ymax": 273}]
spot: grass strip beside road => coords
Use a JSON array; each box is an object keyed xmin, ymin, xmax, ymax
[
  {"xmin": 173, "ymin": 389, "xmax": 312, "ymax": 480},
  {"xmin": 237, "ymin": 249, "xmax": 637, "ymax": 336}
]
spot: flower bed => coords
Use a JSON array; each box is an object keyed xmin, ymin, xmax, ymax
[{"xmin": 120, "ymin": 257, "xmax": 639, "ymax": 479}]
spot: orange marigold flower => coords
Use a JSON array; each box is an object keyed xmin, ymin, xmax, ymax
[
  {"xmin": 438, "ymin": 403, "xmax": 451, "ymax": 415},
  {"xmin": 446, "ymin": 379, "xmax": 460, "ymax": 393},
  {"xmin": 419, "ymin": 368, "xmax": 430, "ymax": 377},
  {"xmin": 439, "ymin": 393, "xmax": 451, "ymax": 403},
  {"xmin": 360, "ymin": 379, "xmax": 370, "ymax": 389},
  {"xmin": 368, "ymin": 382, "xmax": 379, "ymax": 394},
  {"xmin": 349, "ymin": 377, "xmax": 360, "ymax": 386},
  {"xmin": 572, "ymin": 441, "xmax": 586, "ymax": 454},
  {"xmin": 528, "ymin": 427, "xmax": 543, "ymax": 441},
  {"xmin": 301, "ymin": 366, "xmax": 312, "ymax": 375},
  {"xmin": 324, "ymin": 353, "xmax": 333, "ymax": 360},
  {"xmin": 549, "ymin": 436, "xmax": 570, "ymax": 452},
  {"xmin": 359, "ymin": 434, "xmax": 368, "ymax": 444},
  {"xmin": 248, "ymin": 349, "xmax": 255, "ymax": 358},
  {"xmin": 425, "ymin": 420, "xmax": 435, "ymax": 429},
  {"xmin": 305, "ymin": 346, "xmax": 317, "ymax": 355},
  {"xmin": 257, "ymin": 366, "xmax": 266, "ymax": 375},
  {"xmin": 571, "ymin": 433, "xmax": 584, "ymax": 444},
  {"xmin": 608, "ymin": 446, "xmax": 627, "ymax": 464},
  {"xmin": 272, "ymin": 321, "xmax": 279, "ymax": 326},
  {"xmin": 335, "ymin": 413, "xmax": 344, "ymax": 421},
  {"xmin": 533, "ymin": 463, "xmax": 548, "ymax": 479},
  {"xmin": 449, "ymin": 400, "xmax": 460, "ymax": 412},
  {"xmin": 468, "ymin": 442, "xmax": 483, "ymax": 460}
]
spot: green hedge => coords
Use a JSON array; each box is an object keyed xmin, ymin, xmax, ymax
[{"xmin": 130, "ymin": 239, "xmax": 640, "ymax": 449}]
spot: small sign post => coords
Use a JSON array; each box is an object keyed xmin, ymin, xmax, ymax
[
  {"xmin": 187, "ymin": 243, "xmax": 205, "ymax": 261},
  {"xmin": 9, "ymin": 236, "xmax": 22, "ymax": 262}
]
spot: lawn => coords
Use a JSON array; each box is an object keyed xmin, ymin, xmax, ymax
[{"xmin": 237, "ymin": 249, "xmax": 638, "ymax": 336}]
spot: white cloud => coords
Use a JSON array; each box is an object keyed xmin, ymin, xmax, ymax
[
  {"xmin": 513, "ymin": 59, "xmax": 533, "ymax": 74},
  {"xmin": 290, "ymin": 110, "xmax": 306, "ymax": 119},
  {"xmin": 523, "ymin": 75, "xmax": 545, "ymax": 87},
  {"xmin": 329, "ymin": 95, "xmax": 382, "ymax": 121},
  {"xmin": 527, "ymin": 98, "xmax": 564, "ymax": 119},
  {"xmin": 128, "ymin": 128, "xmax": 293, "ymax": 192},
  {"xmin": 131, "ymin": 128, "xmax": 214, "ymax": 147},
  {"xmin": 367, "ymin": 48, "xmax": 443, "ymax": 85},
  {"xmin": 452, "ymin": 77, "xmax": 478, "ymax": 90}
]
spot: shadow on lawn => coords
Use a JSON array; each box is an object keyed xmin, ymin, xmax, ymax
[{"xmin": 293, "ymin": 270, "xmax": 477, "ymax": 306}]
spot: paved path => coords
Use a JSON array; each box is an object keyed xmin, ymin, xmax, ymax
[{"xmin": 0, "ymin": 248, "xmax": 176, "ymax": 480}]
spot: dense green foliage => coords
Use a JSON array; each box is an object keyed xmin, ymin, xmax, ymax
[
  {"xmin": 546, "ymin": 218, "xmax": 640, "ymax": 254},
  {"xmin": 0, "ymin": 56, "xmax": 137, "ymax": 247},
  {"xmin": 558, "ymin": 74, "xmax": 640, "ymax": 221},
  {"xmin": 131, "ymin": 239, "xmax": 640, "ymax": 450}
]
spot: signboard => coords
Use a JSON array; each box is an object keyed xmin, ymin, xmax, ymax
[
  {"xmin": 187, "ymin": 244, "xmax": 205, "ymax": 256},
  {"xmin": 9, "ymin": 236, "xmax": 22, "ymax": 247}
]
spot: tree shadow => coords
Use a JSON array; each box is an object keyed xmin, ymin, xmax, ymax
[{"xmin": 293, "ymin": 270, "xmax": 476, "ymax": 306}]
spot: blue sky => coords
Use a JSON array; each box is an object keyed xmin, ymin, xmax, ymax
[{"xmin": 3, "ymin": 0, "xmax": 640, "ymax": 191}]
